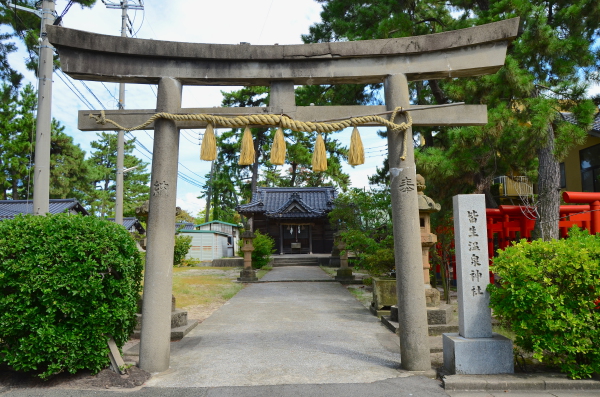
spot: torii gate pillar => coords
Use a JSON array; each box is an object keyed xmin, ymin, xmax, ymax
[
  {"xmin": 385, "ymin": 74, "xmax": 431, "ymax": 370},
  {"xmin": 139, "ymin": 77, "xmax": 182, "ymax": 372}
]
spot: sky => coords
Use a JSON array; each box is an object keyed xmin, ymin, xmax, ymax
[{"xmin": 5, "ymin": 0, "xmax": 390, "ymax": 217}]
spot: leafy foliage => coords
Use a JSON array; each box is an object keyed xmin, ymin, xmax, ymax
[
  {"xmin": 489, "ymin": 228, "xmax": 600, "ymax": 379},
  {"xmin": 307, "ymin": 0, "xmax": 599, "ymax": 240},
  {"xmin": 0, "ymin": 213, "xmax": 143, "ymax": 379},
  {"xmin": 0, "ymin": 0, "xmax": 97, "ymax": 80},
  {"xmin": 173, "ymin": 235, "xmax": 193, "ymax": 267},
  {"xmin": 328, "ymin": 187, "xmax": 395, "ymax": 275},
  {"xmin": 250, "ymin": 231, "xmax": 275, "ymax": 269},
  {"xmin": 0, "ymin": 83, "xmax": 88, "ymax": 201}
]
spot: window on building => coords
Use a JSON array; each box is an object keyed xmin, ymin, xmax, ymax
[
  {"xmin": 559, "ymin": 162, "xmax": 566, "ymax": 189},
  {"xmin": 580, "ymin": 144, "xmax": 600, "ymax": 192}
]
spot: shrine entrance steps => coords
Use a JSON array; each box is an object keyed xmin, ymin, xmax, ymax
[{"xmin": 271, "ymin": 253, "xmax": 332, "ymax": 267}]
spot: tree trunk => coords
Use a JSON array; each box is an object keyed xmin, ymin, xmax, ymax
[
  {"xmin": 290, "ymin": 162, "xmax": 298, "ymax": 187},
  {"xmin": 533, "ymin": 124, "xmax": 560, "ymax": 241},
  {"xmin": 11, "ymin": 175, "xmax": 18, "ymax": 200},
  {"xmin": 474, "ymin": 172, "xmax": 498, "ymax": 208},
  {"xmin": 428, "ymin": 80, "xmax": 448, "ymax": 105}
]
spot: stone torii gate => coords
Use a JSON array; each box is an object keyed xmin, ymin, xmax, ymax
[{"xmin": 47, "ymin": 18, "xmax": 518, "ymax": 374}]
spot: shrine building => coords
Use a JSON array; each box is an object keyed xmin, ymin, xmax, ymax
[{"xmin": 237, "ymin": 187, "xmax": 337, "ymax": 255}]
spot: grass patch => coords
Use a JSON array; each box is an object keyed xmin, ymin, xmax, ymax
[
  {"xmin": 172, "ymin": 267, "xmax": 243, "ymax": 308},
  {"xmin": 256, "ymin": 265, "xmax": 272, "ymax": 279},
  {"xmin": 493, "ymin": 324, "xmax": 516, "ymax": 340},
  {"xmin": 319, "ymin": 266, "xmax": 337, "ymax": 277},
  {"xmin": 347, "ymin": 285, "xmax": 372, "ymax": 309}
]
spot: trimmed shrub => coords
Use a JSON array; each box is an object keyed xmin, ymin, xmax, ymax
[
  {"xmin": 251, "ymin": 231, "xmax": 275, "ymax": 269},
  {"xmin": 488, "ymin": 227, "xmax": 600, "ymax": 379},
  {"xmin": 173, "ymin": 235, "xmax": 193, "ymax": 267},
  {"xmin": 0, "ymin": 214, "xmax": 143, "ymax": 379}
]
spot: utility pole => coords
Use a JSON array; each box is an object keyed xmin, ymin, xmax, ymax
[
  {"xmin": 204, "ymin": 160, "xmax": 215, "ymax": 223},
  {"xmin": 8, "ymin": 0, "xmax": 56, "ymax": 215},
  {"xmin": 103, "ymin": 0, "xmax": 143, "ymax": 224}
]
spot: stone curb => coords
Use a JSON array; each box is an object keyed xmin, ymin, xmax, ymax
[
  {"xmin": 237, "ymin": 279, "xmax": 338, "ymax": 283},
  {"xmin": 443, "ymin": 374, "xmax": 600, "ymax": 391}
]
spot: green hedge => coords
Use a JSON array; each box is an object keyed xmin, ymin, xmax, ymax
[
  {"xmin": 0, "ymin": 214, "xmax": 143, "ymax": 379},
  {"xmin": 489, "ymin": 227, "xmax": 600, "ymax": 379},
  {"xmin": 173, "ymin": 235, "xmax": 193, "ymax": 266},
  {"xmin": 248, "ymin": 231, "xmax": 275, "ymax": 269}
]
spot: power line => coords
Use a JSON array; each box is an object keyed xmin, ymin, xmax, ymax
[
  {"xmin": 101, "ymin": 82, "xmax": 119, "ymax": 104},
  {"xmin": 80, "ymin": 81, "xmax": 106, "ymax": 110},
  {"xmin": 56, "ymin": 70, "xmax": 95, "ymax": 109}
]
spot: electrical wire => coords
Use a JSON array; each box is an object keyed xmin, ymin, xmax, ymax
[
  {"xmin": 57, "ymin": 76, "xmax": 207, "ymax": 189},
  {"xmin": 101, "ymin": 82, "xmax": 119, "ymax": 104},
  {"xmin": 55, "ymin": 70, "xmax": 95, "ymax": 109},
  {"xmin": 80, "ymin": 81, "xmax": 107, "ymax": 110}
]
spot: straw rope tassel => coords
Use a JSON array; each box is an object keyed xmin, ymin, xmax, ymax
[
  {"xmin": 270, "ymin": 126, "xmax": 286, "ymax": 165},
  {"xmin": 312, "ymin": 133, "xmax": 327, "ymax": 172},
  {"xmin": 200, "ymin": 123, "xmax": 217, "ymax": 161},
  {"xmin": 239, "ymin": 126, "xmax": 255, "ymax": 165},
  {"xmin": 348, "ymin": 126, "xmax": 365, "ymax": 166}
]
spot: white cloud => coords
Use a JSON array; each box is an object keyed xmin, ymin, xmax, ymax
[{"xmin": 176, "ymin": 192, "xmax": 205, "ymax": 218}]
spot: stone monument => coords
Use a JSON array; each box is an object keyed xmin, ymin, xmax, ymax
[{"xmin": 443, "ymin": 194, "xmax": 513, "ymax": 374}]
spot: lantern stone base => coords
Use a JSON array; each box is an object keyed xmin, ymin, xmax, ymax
[
  {"xmin": 238, "ymin": 268, "xmax": 258, "ymax": 282},
  {"xmin": 443, "ymin": 333, "xmax": 514, "ymax": 375},
  {"xmin": 335, "ymin": 267, "xmax": 355, "ymax": 281},
  {"xmin": 425, "ymin": 287, "xmax": 441, "ymax": 307}
]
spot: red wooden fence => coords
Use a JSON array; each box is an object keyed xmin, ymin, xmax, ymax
[{"xmin": 434, "ymin": 192, "xmax": 600, "ymax": 284}]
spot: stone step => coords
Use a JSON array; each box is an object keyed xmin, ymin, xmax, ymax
[
  {"xmin": 272, "ymin": 259, "xmax": 321, "ymax": 266},
  {"xmin": 131, "ymin": 319, "xmax": 198, "ymax": 341}
]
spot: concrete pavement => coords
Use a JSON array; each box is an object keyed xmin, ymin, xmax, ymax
[
  {"xmin": 144, "ymin": 265, "xmax": 437, "ymax": 388},
  {"xmin": 2, "ymin": 265, "xmax": 599, "ymax": 396}
]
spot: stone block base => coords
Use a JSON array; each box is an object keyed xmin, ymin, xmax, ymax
[
  {"xmin": 427, "ymin": 305, "xmax": 453, "ymax": 325},
  {"xmin": 390, "ymin": 304, "xmax": 454, "ymax": 325},
  {"xmin": 335, "ymin": 267, "xmax": 355, "ymax": 281},
  {"xmin": 238, "ymin": 268, "xmax": 258, "ymax": 282},
  {"xmin": 443, "ymin": 333, "xmax": 514, "ymax": 375}
]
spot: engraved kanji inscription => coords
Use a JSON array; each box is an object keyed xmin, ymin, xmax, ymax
[
  {"xmin": 153, "ymin": 180, "xmax": 169, "ymax": 196},
  {"xmin": 468, "ymin": 225, "xmax": 479, "ymax": 237},
  {"xmin": 468, "ymin": 241, "xmax": 480, "ymax": 251},
  {"xmin": 471, "ymin": 254, "xmax": 481, "ymax": 266},
  {"xmin": 467, "ymin": 210, "xmax": 479, "ymax": 223},
  {"xmin": 471, "ymin": 285, "xmax": 484, "ymax": 296},
  {"xmin": 398, "ymin": 176, "xmax": 415, "ymax": 193},
  {"xmin": 470, "ymin": 269, "xmax": 483, "ymax": 282}
]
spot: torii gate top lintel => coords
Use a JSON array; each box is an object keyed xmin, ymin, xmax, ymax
[{"xmin": 47, "ymin": 18, "xmax": 518, "ymax": 86}]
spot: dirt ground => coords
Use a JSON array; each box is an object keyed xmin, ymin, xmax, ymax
[{"xmin": 0, "ymin": 365, "xmax": 151, "ymax": 390}]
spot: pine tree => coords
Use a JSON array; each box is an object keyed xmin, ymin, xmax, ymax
[
  {"xmin": 305, "ymin": 0, "xmax": 600, "ymax": 240},
  {"xmin": 0, "ymin": 83, "xmax": 88, "ymax": 200},
  {"xmin": 85, "ymin": 132, "xmax": 150, "ymax": 217}
]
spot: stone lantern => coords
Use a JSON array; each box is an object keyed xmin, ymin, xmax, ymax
[
  {"xmin": 416, "ymin": 174, "xmax": 441, "ymax": 307},
  {"xmin": 238, "ymin": 230, "xmax": 258, "ymax": 282},
  {"xmin": 334, "ymin": 232, "xmax": 355, "ymax": 281}
]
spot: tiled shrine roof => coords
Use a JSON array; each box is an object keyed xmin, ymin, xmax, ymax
[
  {"xmin": 0, "ymin": 198, "xmax": 88, "ymax": 220},
  {"xmin": 237, "ymin": 187, "xmax": 337, "ymax": 219}
]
